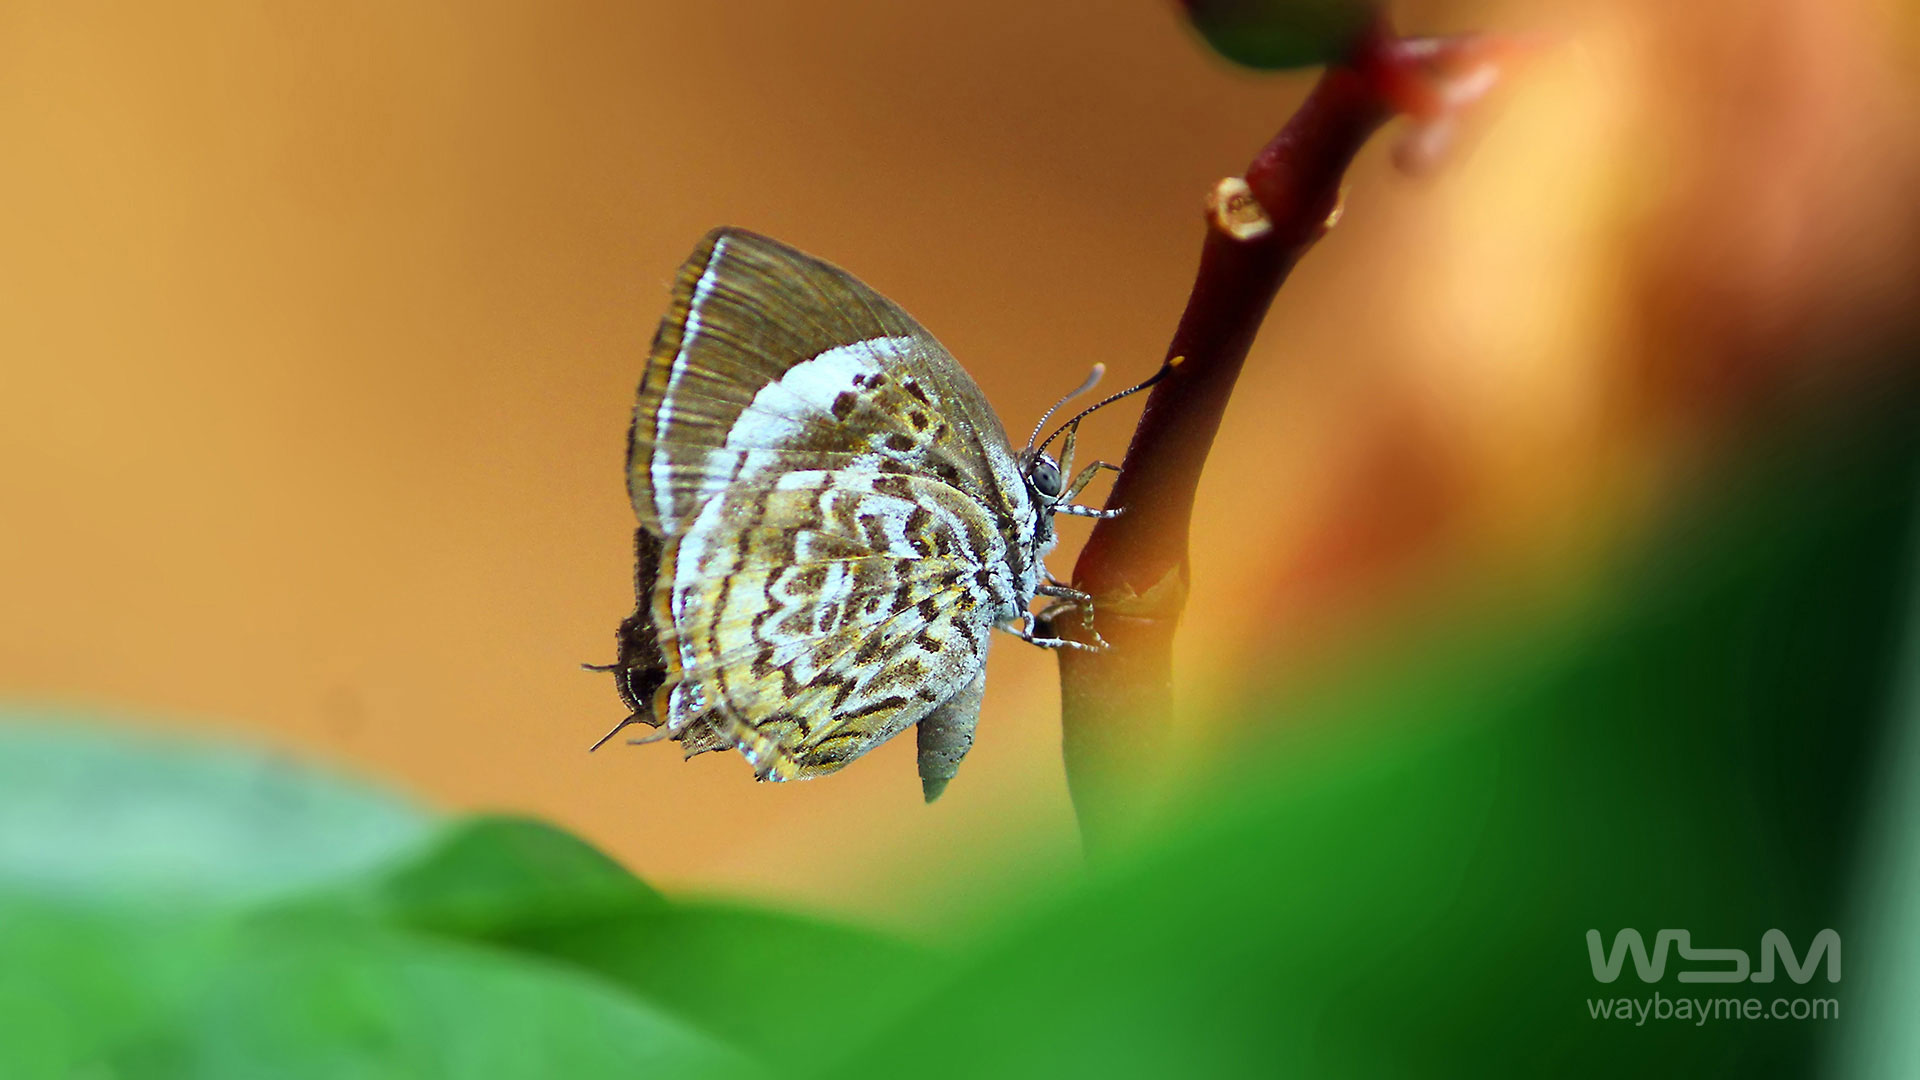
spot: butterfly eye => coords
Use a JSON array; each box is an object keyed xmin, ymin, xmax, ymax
[{"xmin": 1027, "ymin": 456, "xmax": 1063, "ymax": 500}]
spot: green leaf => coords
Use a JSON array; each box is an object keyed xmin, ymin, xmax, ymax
[
  {"xmin": 837, "ymin": 402, "xmax": 1920, "ymax": 1076},
  {"xmin": 325, "ymin": 815, "xmax": 946, "ymax": 1071},
  {"xmin": 346, "ymin": 815, "xmax": 668, "ymax": 937},
  {"xmin": 0, "ymin": 714, "xmax": 433, "ymax": 908},
  {"xmin": 503, "ymin": 900, "xmax": 947, "ymax": 1073},
  {"xmin": 0, "ymin": 897, "xmax": 759, "ymax": 1080},
  {"xmin": 0, "ymin": 727, "xmax": 762, "ymax": 1078},
  {"xmin": 1178, "ymin": 0, "xmax": 1377, "ymax": 70},
  {"xmin": 0, "ymin": 720, "xmax": 936, "ymax": 1077}
]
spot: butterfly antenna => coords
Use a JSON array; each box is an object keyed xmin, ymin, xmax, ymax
[
  {"xmin": 1025, "ymin": 363, "xmax": 1107, "ymax": 452},
  {"xmin": 1035, "ymin": 356, "xmax": 1182, "ymax": 455}
]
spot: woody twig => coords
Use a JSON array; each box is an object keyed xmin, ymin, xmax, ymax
[{"xmin": 1054, "ymin": 18, "xmax": 1520, "ymax": 849}]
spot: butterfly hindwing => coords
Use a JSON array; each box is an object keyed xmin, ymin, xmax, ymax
[{"xmin": 653, "ymin": 470, "xmax": 1016, "ymax": 781}]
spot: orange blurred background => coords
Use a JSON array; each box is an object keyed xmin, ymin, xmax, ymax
[{"xmin": 3, "ymin": 0, "xmax": 1916, "ymax": 928}]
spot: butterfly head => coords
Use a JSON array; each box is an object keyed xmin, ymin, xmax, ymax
[
  {"xmin": 1018, "ymin": 356, "xmax": 1180, "ymax": 526},
  {"xmin": 1020, "ymin": 449, "xmax": 1065, "ymax": 504},
  {"xmin": 1014, "ymin": 445, "xmax": 1066, "ymax": 557}
]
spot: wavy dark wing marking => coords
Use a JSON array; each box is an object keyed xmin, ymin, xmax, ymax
[{"xmin": 651, "ymin": 471, "xmax": 1006, "ymax": 780}]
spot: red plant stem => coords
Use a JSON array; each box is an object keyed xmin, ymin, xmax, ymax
[{"xmin": 1057, "ymin": 27, "xmax": 1417, "ymax": 848}]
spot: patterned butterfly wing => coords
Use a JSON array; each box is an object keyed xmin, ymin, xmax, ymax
[
  {"xmin": 618, "ymin": 228, "xmax": 1043, "ymax": 793},
  {"xmin": 630, "ymin": 228, "xmax": 1024, "ymax": 535},
  {"xmin": 655, "ymin": 470, "xmax": 1019, "ymax": 782}
]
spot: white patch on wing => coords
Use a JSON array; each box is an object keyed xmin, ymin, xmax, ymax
[
  {"xmin": 773, "ymin": 470, "xmax": 825, "ymax": 492},
  {"xmin": 867, "ymin": 499, "xmax": 915, "ymax": 555},
  {"xmin": 654, "ymin": 235, "xmax": 730, "ymax": 528},
  {"xmin": 724, "ymin": 335, "xmax": 916, "ymax": 449},
  {"xmin": 669, "ymin": 489, "xmax": 730, "ymax": 686},
  {"xmin": 660, "ymin": 334, "xmax": 921, "ymax": 532}
]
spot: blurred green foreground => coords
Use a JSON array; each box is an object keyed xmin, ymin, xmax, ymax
[{"xmin": 3, "ymin": 392, "xmax": 1917, "ymax": 1078}]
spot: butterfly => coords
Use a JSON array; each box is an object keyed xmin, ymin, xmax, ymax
[{"xmin": 595, "ymin": 228, "xmax": 1166, "ymax": 801}]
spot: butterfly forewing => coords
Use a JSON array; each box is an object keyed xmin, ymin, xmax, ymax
[{"xmin": 630, "ymin": 228, "xmax": 1022, "ymax": 535}]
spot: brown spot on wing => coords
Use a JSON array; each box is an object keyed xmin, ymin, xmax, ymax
[{"xmin": 904, "ymin": 505, "xmax": 934, "ymax": 556}]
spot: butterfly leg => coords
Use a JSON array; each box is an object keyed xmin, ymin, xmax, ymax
[
  {"xmin": 1055, "ymin": 503, "xmax": 1124, "ymax": 519},
  {"xmin": 1037, "ymin": 595, "xmax": 1111, "ymax": 651},
  {"xmin": 1055, "ymin": 425, "xmax": 1120, "ymax": 498},
  {"xmin": 1002, "ymin": 614, "xmax": 1105, "ymax": 652},
  {"xmin": 1037, "ymin": 582, "xmax": 1092, "ymax": 604},
  {"xmin": 1061, "ymin": 460, "xmax": 1120, "ymax": 503},
  {"xmin": 1035, "ymin": 582, "xmax": 1109, "ymax": 647},
  {"xmin": 1051, "ymin": 423, "xmax": 1124, "ymax": 518}
]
